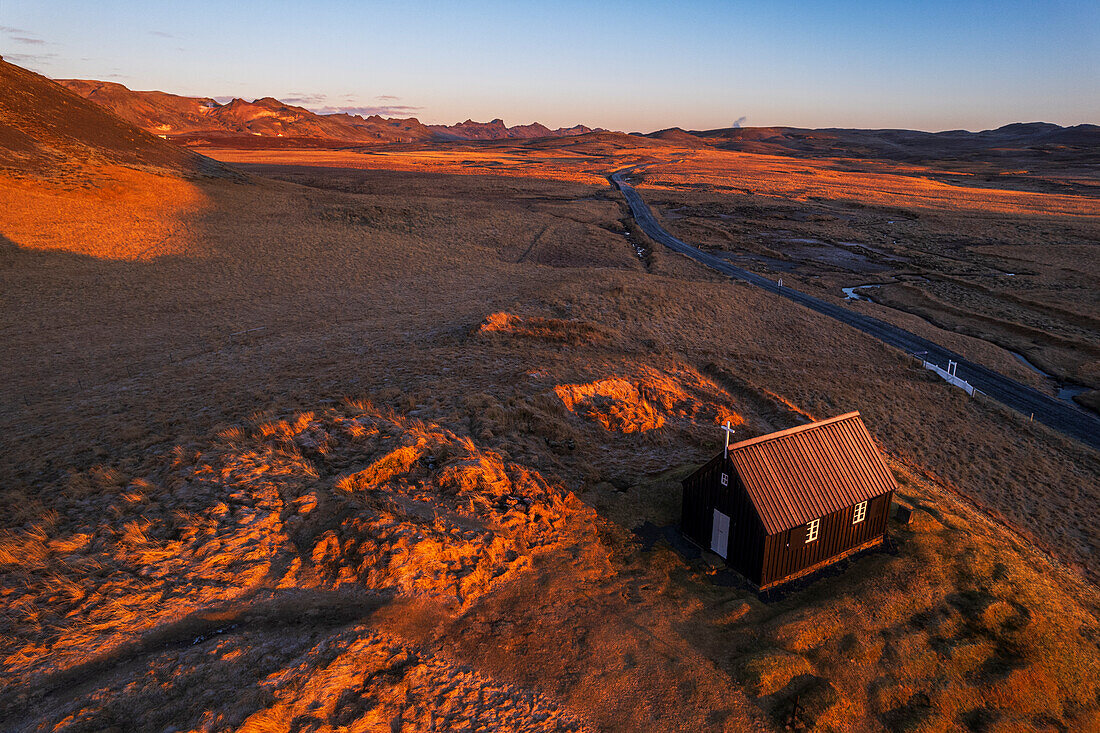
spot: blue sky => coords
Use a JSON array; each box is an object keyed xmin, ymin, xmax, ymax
[{"xmin": 3, "ymin": 0, "xmax": 1097, "ymax": 131}]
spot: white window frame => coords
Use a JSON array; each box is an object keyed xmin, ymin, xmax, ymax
[
  {"xmin": 806, "ymin": 518, "xmax": 820, "ymax": 543},
  {"xmin": 853, "ymin": 500, "xmax": 868, "ymax": 524}
]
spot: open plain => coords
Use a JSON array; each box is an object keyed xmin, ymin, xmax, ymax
[{"xmin": 2, "ymin": 60, "xmax": 1099, "ymax": 731}]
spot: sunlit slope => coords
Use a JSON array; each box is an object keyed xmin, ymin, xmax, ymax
[{"xmin": 0, "ymin": 59, "xmax": 226, "ymax": 260}]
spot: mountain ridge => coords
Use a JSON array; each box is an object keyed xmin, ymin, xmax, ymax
[
  {"xmin": 58, "ymin": 79, "xmax": 599, "ymax": 143},
  {"xmin": 682, "ymin": 122, "xmax": 1100, "ymax": 165}
]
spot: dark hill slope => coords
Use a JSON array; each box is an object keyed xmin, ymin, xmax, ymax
[
  {"xmin": 0, "ymin": 59, "xmax": 212, "ymax": 174},
  {"xmin": 694, "ymin": 123, "xmax": 1100, "ymax": 165}
]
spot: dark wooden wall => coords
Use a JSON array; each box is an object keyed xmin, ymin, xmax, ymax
[
  {"xmin": 761, "ymin": 490, "xmax": 891, "ymax": 587},
  {"xmin": 681, "ymin": 453, "xmax": 767, "ymax": 585},
  {"xmin": 681, "ymin": 453, "xmax": 724, "ymax": 547}
]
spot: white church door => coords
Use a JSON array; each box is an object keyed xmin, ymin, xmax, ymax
[{"xmin": 710, "ymin": 509, "xmax": 730, "ymax": 558}]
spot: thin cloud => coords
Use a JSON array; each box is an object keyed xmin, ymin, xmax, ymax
[
  {"xmin": 1, "ymin": 26, "xmax": 48, "ymax": 46},
  {"xmin": 149, "ymin": 30, "xmax": 177, "ymax": 38},
  {"xmin": 277, "ymin": 91, "xmax": 423, "ymax": 117},
  {"xmin": 313, "ymin": 104, "xmax": 424, "ymax": 118},
  {"xmin": 282, "ymin": 92, "xmax": 329, "ymax": 106},
  {"xmin": 5, "ymin": 52, "xmax": 58, "ymax": 65}
]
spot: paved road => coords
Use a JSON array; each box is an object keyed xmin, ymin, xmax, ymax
[{"xmin": 611, "ymin": 171, "xmax": 1100, "ymax": 452}]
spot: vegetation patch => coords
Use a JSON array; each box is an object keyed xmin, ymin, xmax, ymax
[
  {"xmin": 0, "ymin": 401, "xmax": 597, "ymax": 706},
  {"xmin": 554, "ymin": 366, "xmax": 744, "ymax": 435},
  {"xmin": 478, "ymin": 311, "xmax": 610, "ymax": 346}
]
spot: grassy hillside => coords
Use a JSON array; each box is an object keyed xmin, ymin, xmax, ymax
[{"xmin": 1, "ymin": 60, "xmax": 1098, "ymax": 731}]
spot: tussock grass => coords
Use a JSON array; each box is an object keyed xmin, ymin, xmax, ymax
[{"xmin": 1, "ymin": 143, "xmax": 1097, "ymax": 730}]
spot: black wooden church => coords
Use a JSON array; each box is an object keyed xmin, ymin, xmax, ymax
[{"xmin": 681, "ymin": 411, "xmax": 896, "ymax": 590}]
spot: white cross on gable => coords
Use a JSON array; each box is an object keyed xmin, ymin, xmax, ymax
[{"xmin": 721, "ymin": 421, "xmax": 737, "ymax": 452}]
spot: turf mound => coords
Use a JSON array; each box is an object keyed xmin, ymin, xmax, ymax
[
  {"xmin": 554, "ymin": 366, "xmax": 744, "ymax": 434},
  {"xmin": 0, "ymin": 402, "xmax": 596, "ymax": 696}
]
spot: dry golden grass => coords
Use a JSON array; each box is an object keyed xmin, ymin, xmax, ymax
[
  {"xmin": 2, "ymin": 140, "xmax": 1098, "ymax": 731},
  {"xmin": 0, "ymin": 164, "xmax": 209, "ymax": 260},
  {"xmin": 641, "ymin": 148, "xmax": 1100, "ymax": 217},
  {"xmin": 570, "ymin": 452, "xmax": 1100, "ymax": 731},
  {"xmin": 1, "ymin": 402, "xmax": 599, "ymax": 728},
  {"xmin": 552, "ymin": 364, "xmax": 743, "ymax": 434},
  {"xmin": 480, "ymin": 311, "xmax": 612, "ymax": 345},
  {"xmin": 199, "ymin": 145, "xmax": 619, "ymax": 186}
]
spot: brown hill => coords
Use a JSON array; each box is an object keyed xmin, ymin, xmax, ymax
[
  {"xmin": 58, "ymin": 79, "xmax": 437, "ymax": 144},
  {"xmin": 58, "ymin": 80, "xmax": 600, "ymax": 144},
  {"xmin": 523, "ymin": 130, "xmax": 687, "ymax": 154},
  {"xmin": 645, "ymin": 127, "xmax": 709, "ymax": 147},
  {"xmin": 693, "ymin": 123, "xmax": 1100, "ymax": 167},
  {"xmin": 211, "ymin": 96, "xmax": 434, "ymax": 142},
  {"xmin": 0, "ymin": 60, "xmax": 212, "ymax": 174},
  {"xmin": 57, "ymin": 79, "xmax": 223, "ymax": 136}
]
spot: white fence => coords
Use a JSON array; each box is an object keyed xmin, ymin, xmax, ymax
[{"xmin": 922, "ymin": 359, "xmax": 977, "ymax": 396}]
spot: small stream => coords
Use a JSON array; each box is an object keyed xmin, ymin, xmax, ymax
[
  {"xmin": 1058, "ymin": 384, "xmax": 1091, "ymax": 402},
  {"xmin": 622, "ymin": 231, "xmax": 648, "ymax": 262},
  {"xmin": 1008, "ymin": 350, "xmax": 1093, "ymax": 405},
  {"xmin": 1010, "ymin": 350, "xmax": 1051, "ymax": 378},
  {"xmin": 842, "ymin": 284, "xmax": 880, "ymax": 301},
  {"xmin": 842, "ymin": 283, "xmax": 1095, "ymax": 413}
]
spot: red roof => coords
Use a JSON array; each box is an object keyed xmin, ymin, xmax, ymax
[{"xmin": 728, "ymin": 411, "xmax": 897, "ymax": 534}]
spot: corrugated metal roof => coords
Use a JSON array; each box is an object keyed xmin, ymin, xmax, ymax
[{"xmin": 728, "ymin": 411, "xmax": 897, "ymax": 534}]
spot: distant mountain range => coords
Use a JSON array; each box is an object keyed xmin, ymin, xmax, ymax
[
  {"xmin": 429, "ymin": 118, "xmax": 595, "ymax": 141},
  {"xmin": 57, "ymin": 79, "xmax": 599, "ymax": 144},
  {"xmin": 9, "ymin": 65, "xmax": 1092, "ymax": 167},
  {"xmin": 644, "ymin": 123, "xmax": 1100, "ymax": 165}
]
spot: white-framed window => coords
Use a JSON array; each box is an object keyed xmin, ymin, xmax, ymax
[
  {"xmin": 806, "ymin": 518, "xmax": 820, "ymax": 543},
  {"xmin": 853, "ymin": 500, "xmax": 868, "ymax": 524}
]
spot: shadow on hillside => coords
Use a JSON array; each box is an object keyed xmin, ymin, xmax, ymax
[{"xmin": 15, "ymin": 588, "xmax": 397, "ymax": 729}]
